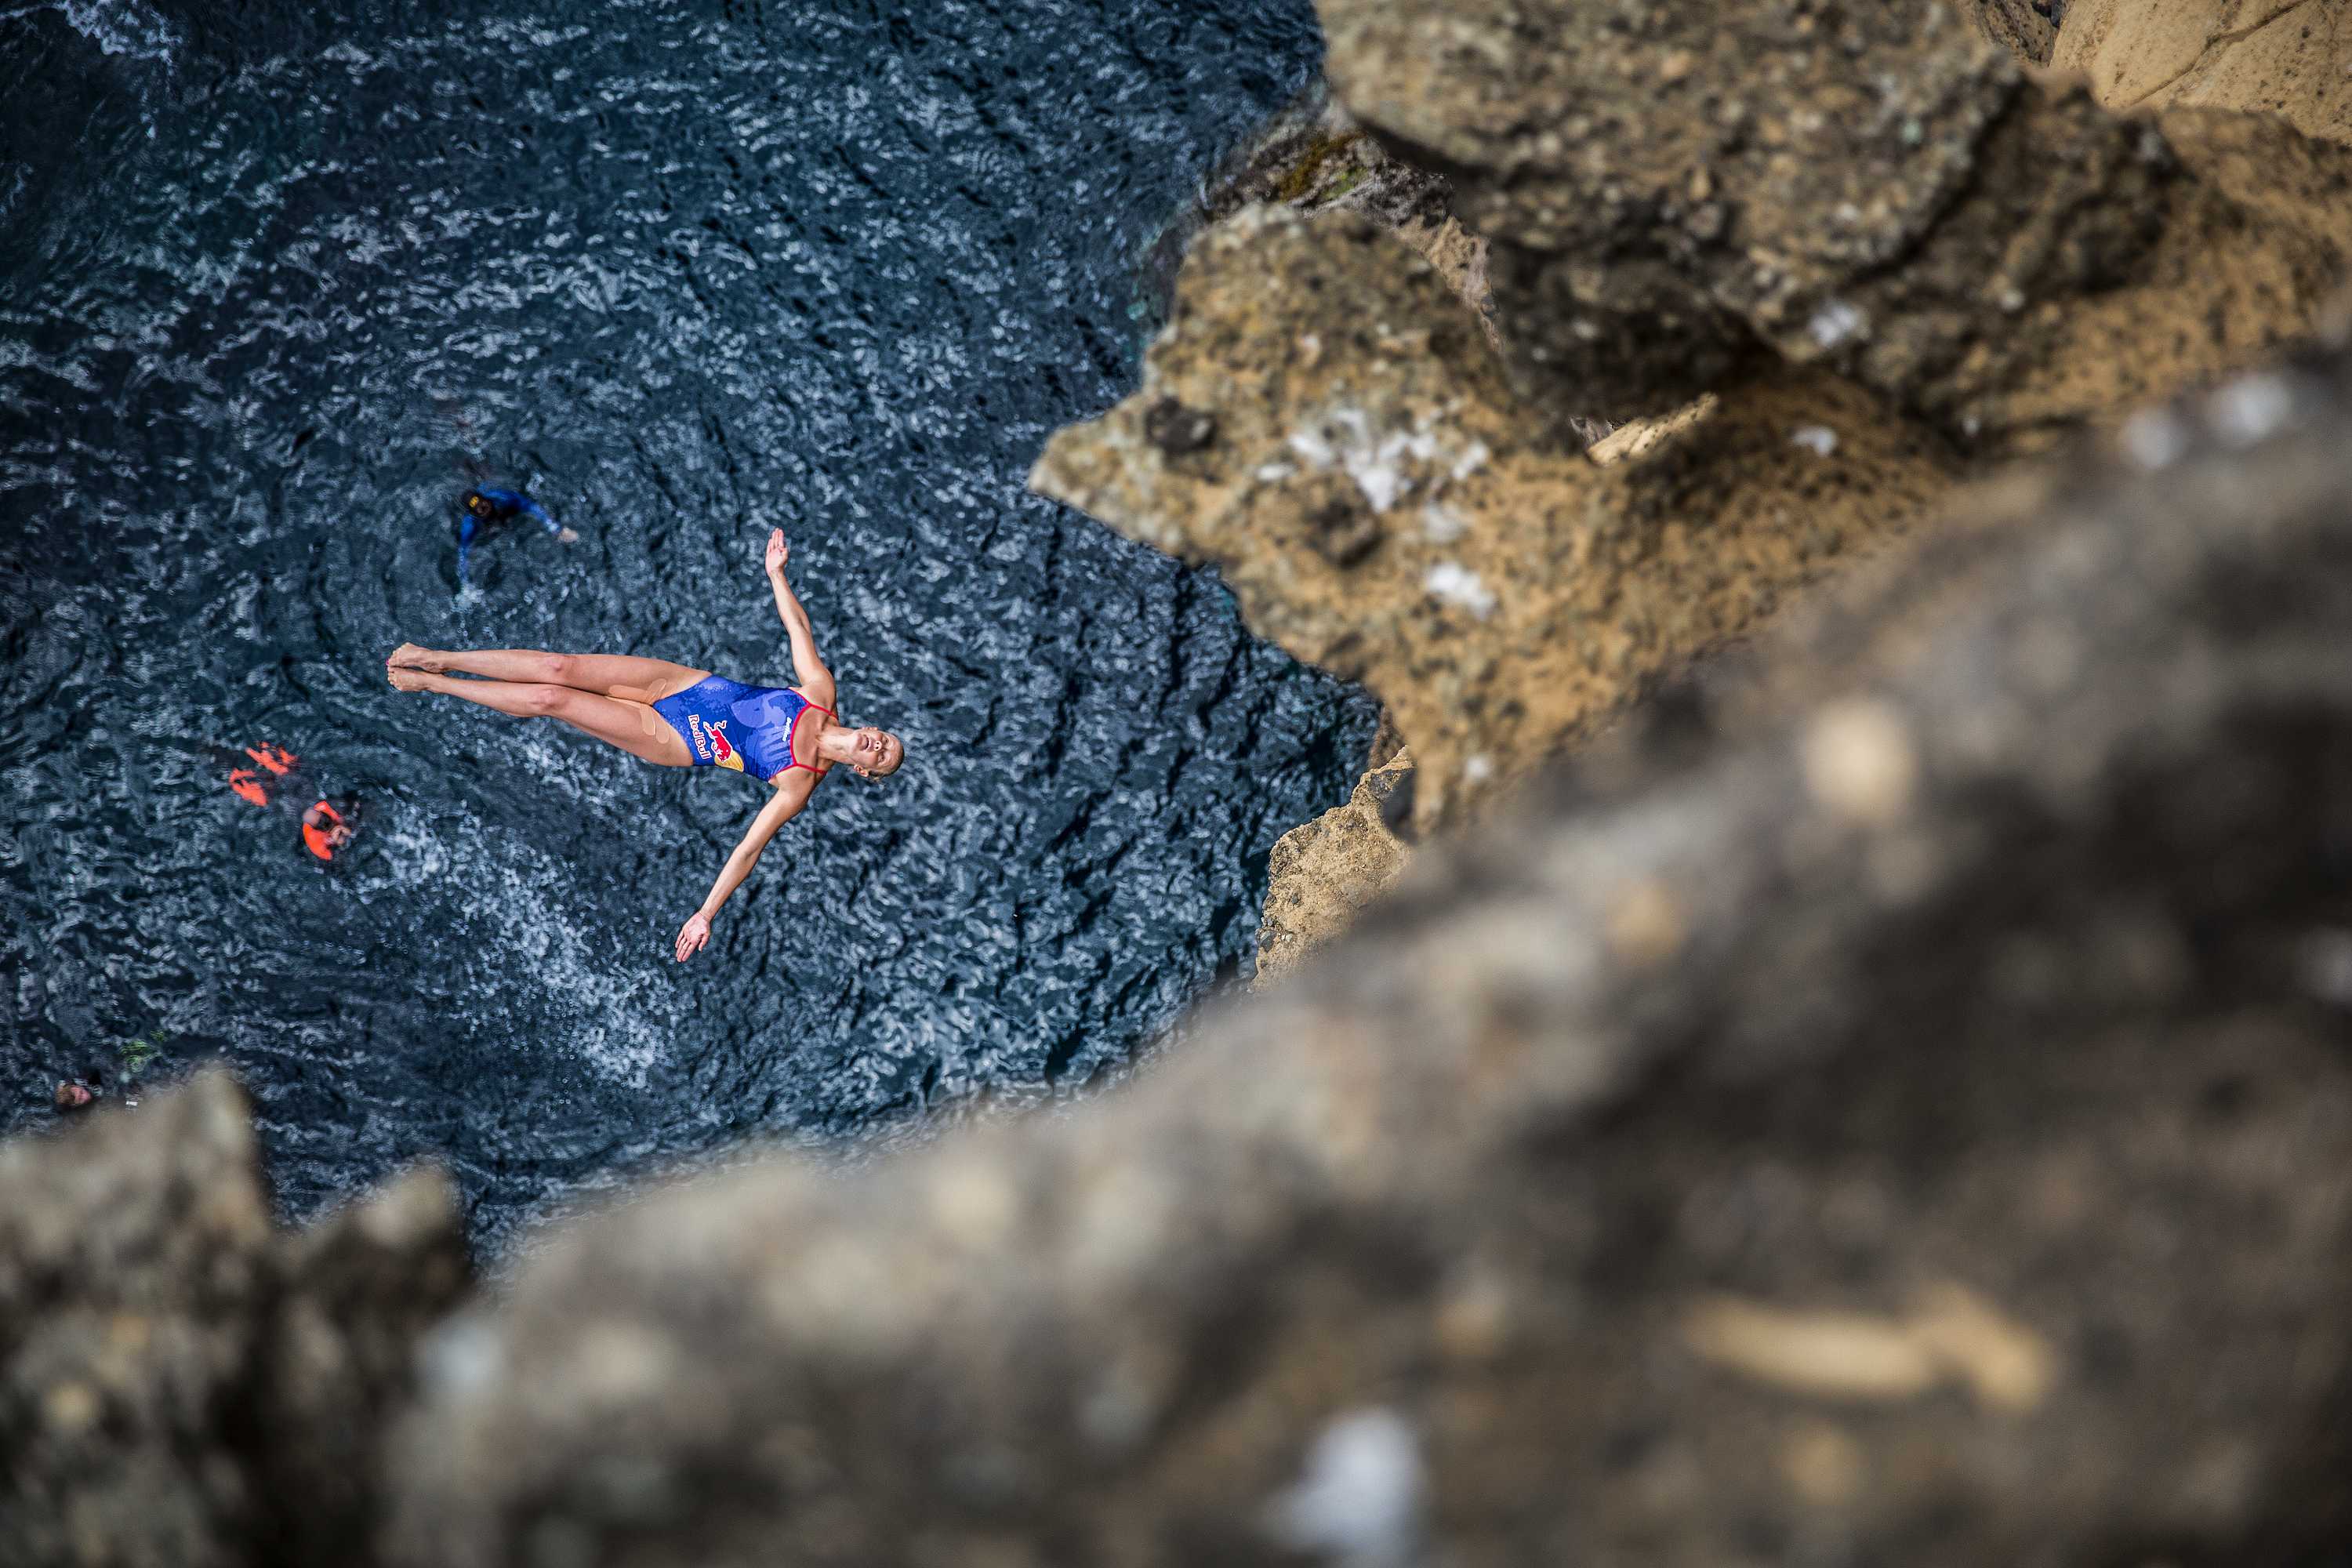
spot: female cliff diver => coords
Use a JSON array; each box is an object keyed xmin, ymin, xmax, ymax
[{"xmin": 386, "ymin": 529, "xmax": 905, "ymax": 963}]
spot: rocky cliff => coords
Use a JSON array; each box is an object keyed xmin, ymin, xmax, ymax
[
  {"xmin": 1040, "ymin": 0, "xmax": 2352, "ymax": 974},
  {"xmin": 12, "ymin": 2, "xmax": 2352, "ymax": 1564},
  {"xmin": 0, "ymin": 1071, "xmax": 467, "ymax": 1566}
]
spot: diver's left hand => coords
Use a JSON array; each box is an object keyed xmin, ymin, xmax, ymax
[
  {"xmin": 674, "ymin": 912, "xmax": 712, "ymax": 963},
  {"xmin": 557, "ymin": 526, "xmax": 580, "ymax": 544},
  {"xmin": 764, "ymin": 528, "xmax": 789, "ymax": 579}
]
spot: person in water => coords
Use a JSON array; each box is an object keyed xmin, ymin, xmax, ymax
[
  {"xmin": 302, "ymin": 799, "xmax": 355, "ymax": 862},
  {"xmin": 458, "ymin": 487, "xmax": 578, "ymax": 587},
  {"xmin": 53, "ymin": 1067, "xmax": 102, "ymax": 1112},
  {"xmin": 223, "ymin": 746, "xmax": 360, "ymax": 862},
  {"xmin": 387, "ymin": 529, "xmax": 904, "ymax": 962}
]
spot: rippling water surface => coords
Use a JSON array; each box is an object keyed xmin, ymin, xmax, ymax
[{"xmin": 0, "ymin": 0, "xmax": 1367, "ymax": 1245}]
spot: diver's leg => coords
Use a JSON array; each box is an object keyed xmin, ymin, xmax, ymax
[
  {"xmin": 389, "ymin": 645, "xmax": 708, "ymax": 703},
  {"xmin": 389, "ymin": 668, "xmax": 691, "ymax": 767}
]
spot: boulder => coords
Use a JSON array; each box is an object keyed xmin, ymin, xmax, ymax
[
  {"xmin": 255, "ymin": 1166, "xmax": 470, "ymax": 1566},
  {"xmin": 1319, "ymin": 0, "xmax": 2352, "ymax": 448},
  {"xmin": 0, "ymin": 1069, "xmax": 274, "ymax": 1568},
  {"xmin": 1253, "ymin": 748, "xmax": 1416, "ymax": 988},
  {"xmin": 0, "ymin": 1069, "xmax": 469, "ymax": 1568}
]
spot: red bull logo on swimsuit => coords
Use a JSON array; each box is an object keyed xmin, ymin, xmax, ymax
[{"xmin": 687, "ymin": 713, "xmax": 744, "ymax": 771}]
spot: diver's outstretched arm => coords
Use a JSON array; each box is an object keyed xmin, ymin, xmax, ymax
[
  {"xmin": 675, "ymin": 786, "xmax": 804, "ymax": 962},
  {"xmin": 764, "ymin": 529, "xmax": 836, "ymax": 707},
  {"xmin": 517, "ymin": 495, "xmax": 579, "ymax": 544}
]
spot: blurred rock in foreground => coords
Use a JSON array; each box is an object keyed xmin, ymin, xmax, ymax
[
  {"xmin": 383, "ymin": 345, "xmax": 2352, "ymax": 1566},
  {"xmin": 0, "ymin": 1069, "xmax": 467, "ymax": 1568}
]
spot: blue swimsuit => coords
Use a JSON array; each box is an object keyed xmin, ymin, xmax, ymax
[{"xmin": 653, "ymin": 676, "xmax": 832, "ymax": 782}]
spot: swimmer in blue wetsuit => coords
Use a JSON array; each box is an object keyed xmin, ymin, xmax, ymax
[
  {"xmin": 386, "ymin": 529, "xmax": 906, "ymax": 964},
  {"xmin": 458, "ymin": 488, "xmax": 579, "ymax": 587}
]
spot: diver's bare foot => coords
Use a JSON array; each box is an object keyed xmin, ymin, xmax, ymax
[
  {"xmin": 387, "ymin": 666, "xmax": 431, "ymax": 693},
  {"xmin": 387, "ymin": 643, "xmax": 445, "ymax": 673}
]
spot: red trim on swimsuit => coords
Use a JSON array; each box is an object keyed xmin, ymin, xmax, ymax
[{"xmin": 785, "ymin": 699, "xmax": 837, "ymax": 774}]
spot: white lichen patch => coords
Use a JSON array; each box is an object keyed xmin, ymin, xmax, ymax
[
  {"xmin": 1463, "ymin": 753, "xmax": 1495, "ymax": 784},
  {"xmin": 1789, "ymin": 424, "xmax": 1838, "ymax": 456},
  {"xmin": 1421, "ymin": 502, "xmax": 1468, "ymax": 544},
  {"xmin": 1425, "ymin": 561, "xmax": 1497, "ymax": 619},
  {"xmin": 1286, "ymin": 402, "xmax": 1483, "ymax": 515}
]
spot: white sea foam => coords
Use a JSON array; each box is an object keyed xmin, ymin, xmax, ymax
[{"xmin": 376, "ymin": 817, "xmax": 673, "ymax": 1087}]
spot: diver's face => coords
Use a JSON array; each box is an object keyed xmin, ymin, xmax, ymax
[
  {"xmin": 55, "ymin": 1082, "xmax": 91, "ymax": 1109},
  {"xmin": 466, "ymin": 495, "xmax": 492, "ymax": 517},
  {"xmin": 852, "ymin": 728, "xmax": 903, "ymax": 779}
]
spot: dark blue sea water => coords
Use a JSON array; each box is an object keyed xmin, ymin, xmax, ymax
[{"xmin": 0, "ymin": 0, "xmax": 1367, "ymax": 1247}]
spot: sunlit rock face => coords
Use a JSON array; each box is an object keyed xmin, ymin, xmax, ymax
[
  {"xmin": 1049, "ymin": 0, "xmax": 2352, "ymax": 970},
  {"xmin": 1252, "ymin": 746, "xmax": 1417, "ymax": 989},
  {"xmin": 1033, "ymin": 207, "xmax": 1958, "ymax": 832},
  {"xmin": 2055, "ymin": 0, "xmax": 2352, "ymax": 147}
]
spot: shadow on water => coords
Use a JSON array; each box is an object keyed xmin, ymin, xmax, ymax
[{"xmin": 0, "ymin": 0, "xmax": 1373, "ymax": 1249}]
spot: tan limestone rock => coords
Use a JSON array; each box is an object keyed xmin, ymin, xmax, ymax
[
  {"xmin": 2053, "ymin": 0, "xmax": 2352, "ymax": 144},
  {"xmin": 1958, "ymin": 104, "xmax": 2352, "ymax": 446},
  {"xmin": 1031, "ymin": 207, "xmax": 1959, "ymax": 829},
  {"xmin": 1254, "ymin": 750, "xmax": 1416, "ymax": 989},
  {"xmin": 1959, "ymin": 0, "xmax": 2061, "ymax": 66}
]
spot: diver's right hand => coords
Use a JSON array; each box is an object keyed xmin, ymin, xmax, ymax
[
  {"xmin": 674, "ymin": 911, "xmax": 713, "ymax": 964},
  {"xmin": 764, "ymin": 528, "xmax": 789, "ymax": 579}
]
